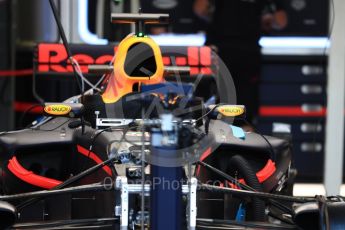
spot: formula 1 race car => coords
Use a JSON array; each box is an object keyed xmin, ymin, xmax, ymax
[{"xmin": 0, "ymin": 1, "xmax": 344, "ymax": 230}]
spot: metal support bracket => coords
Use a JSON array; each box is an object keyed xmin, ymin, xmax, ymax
[
  {"xmin": 187, "ymin": 177, "xmax": 197, "ymax": 230},
  {"xmin": 115, "ymin": 176, "xmax": 129, "ymax": 230},
  {"xmin": 115, "ymin": 176, "xmax": 198, "ymax": 228}
]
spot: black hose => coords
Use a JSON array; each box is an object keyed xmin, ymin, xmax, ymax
[
  {"xmin": 197, "ymin": 160, "xmax": 294, "ymax": 215},
  {"xmin": 227, "ymin": 154, "xmax": 266, "ymax": 221}
]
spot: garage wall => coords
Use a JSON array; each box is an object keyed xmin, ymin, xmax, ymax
[{"xmin": 0, "ymin": 0, "xmax": 14, "ymax": 131}]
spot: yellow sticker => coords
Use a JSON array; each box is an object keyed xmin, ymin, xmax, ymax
[
  {"xmin": 218, "ymin": 106, "xmax": 245, "ymax": 117},
  {"xmin": 44, "ymin": 104, "xmax": 71, "ymax": 116}
]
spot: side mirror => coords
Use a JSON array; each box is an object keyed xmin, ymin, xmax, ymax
[{"xmin": 0, "ymin": 201, "xmax": 16, "ymax": 229}]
